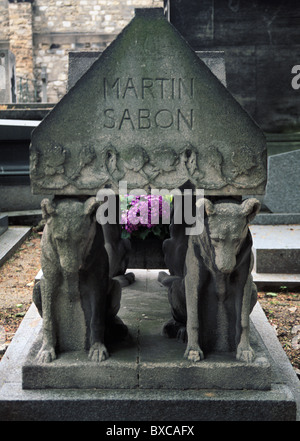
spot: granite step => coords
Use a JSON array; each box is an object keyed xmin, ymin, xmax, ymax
[
  {"xmin": 0, "ymin": 215, "xmax": 8, "ymax": 236},
  {"xmin": 250, "ymin": 224, "xmax": 300, "ymax": 289},
  {"xmin": 250, "ymin": 225, "xmax": 300, "ymax": 285},
  {"xmin": 0, "ymin": 226, "xmax": 32, "ymax": 267}
]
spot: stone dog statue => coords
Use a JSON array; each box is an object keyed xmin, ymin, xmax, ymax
[
  {"xmin": 160, "ymin": 197, "xmax": 261, "ymax": 363},
  {"xmin": 33, "ymin": 197, "xmax": 127, "ymax": 363}
]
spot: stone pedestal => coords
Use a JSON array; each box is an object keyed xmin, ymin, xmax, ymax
[
  {"xmin": 23, "ymin": 277, "xmax": 271, "ymax": 390},
  {"xmin": 0, "ymin": 270, "xmax": 298, "ymax": 421}
]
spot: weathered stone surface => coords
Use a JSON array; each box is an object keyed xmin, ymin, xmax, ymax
[
  {"xmin": 23, "ymin": 270, "xmax": 271, "ymax": 391},
  {"xmin": 30, "ymin": 8, "xmax": 266, "ymax": 196},
  {"xmin": 1, "ymin": 272, "xmax": 298, "ymax": 421},
  {"xmin": 263, "ymin": 149, "xmax": 300, "ymax": 214},
  {"xmin": 22, "ymin": 328, "xmax": 139, "ymax": 389},
  {"xmin": 0, "ymin": 50, "xmax": 16, "ymax": 103},
  {"xmin": 33, "ymin": 197, "xmax": 126, "ymax": 363},
  {"xmin": 162, "ymin": 198, "xmax": 261, "ymax": 362},
  {"xmin": 68, "ymin": 52, "xmax": 101, "ymax": 91}
]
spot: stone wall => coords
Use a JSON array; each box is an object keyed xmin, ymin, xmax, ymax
[
  {"xmin": 32, "ymin": 0, "xmax": 164, "ymax": 101},
  {"xmin": 170, "ymin": 0, "xmax": 300, "ymax": 132},
  {"xmin": 8, "ymin": 2, "xmax": 34, "ymax": 80},
  {"xmin": 0, "ymin": 0, "xmax": 164, "ymax": 102},
  {"xmin": 33, "ymin": 0, "xmax": 162, "ymax": 34},
  {"xmin": 0, "ymin": 0, "xmax": 10, "ymax": 44}
]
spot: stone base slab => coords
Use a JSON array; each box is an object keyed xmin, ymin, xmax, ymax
[
  {"xmin": 1, "ymin": 270, "xmax": 299, "ymax": 421},
  {"xmin": 23, "ymin": 270, "xmax": 271, "ymax": 391},
  {"xmin": 22, "ymin": 323, "xmax": 271, "ymax": 391},
  {"xmin": 0, "ymin": 382, "xmax": 295, "ymax": 421}
]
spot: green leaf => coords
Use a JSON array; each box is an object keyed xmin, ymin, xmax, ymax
[
  {"xmin": 266, "ymin": 292, "xmax": 278, "ymax": 298},
  {"xmin": 121, "ymin": 230, "xmax": 131, "ymax": 239},
  {"xmin": 152, "ymin": 225, "xmax": 162, "ymax": 236},
  {"xmin": 139, "ymin": 229, "xmax": 151, "ymax": 240}
]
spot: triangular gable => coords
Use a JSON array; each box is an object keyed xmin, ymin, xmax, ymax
[{"xmin": 30, "ymin": 8, "xmax": 266, "ymax": 195}]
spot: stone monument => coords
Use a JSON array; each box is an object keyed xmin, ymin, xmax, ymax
[
  {"xmin": 263, "ymin": 149, "xmax": 300, "ymax": 221},
  {"xmin": 21, "ymin": 9, "xmax": 286, "ymax": 412}
]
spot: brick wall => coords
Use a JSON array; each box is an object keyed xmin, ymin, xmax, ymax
[
  {"xmin": 0, "ymin": 0, "xmax": 164, "ymax": 102},
  {"xmin": 33, "ymin": 0, "xmax": 163, "ymax": 34},
  {"xmin": 0, "ymin": 0, "xmax": 10, "ymax": 43},
  {"xmin": 8, "ymin": 2, "xmax": 34, "ymax": 80},
  {"xmin": 32, "ymin": 0, "xmax": 164, "ymax": 102}
]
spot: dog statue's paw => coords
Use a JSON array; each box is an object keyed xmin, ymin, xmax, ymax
[
  {"xmin": 88, "ymin": 342, "xmax": 109, "ymax": 362},
  {"xmin": 37, "ymin": 344, "xmax": 56, "ymax": 363},
  {"xmin": 184, "ymin": 345, "xmax": 204, "ymax": 362},
  {"xmin": 236, "ymin": 343, "xmax": 255, "ymax": 363}
]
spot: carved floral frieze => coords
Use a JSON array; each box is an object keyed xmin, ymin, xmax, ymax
[{"xmin": 30, "ymin": 141, "xmax": 267, "ymax": 194}]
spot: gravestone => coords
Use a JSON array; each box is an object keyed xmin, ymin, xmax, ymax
[
  {"xmin": 254, "ymin": 149, "xmax": 300, "ymax": 225},
  {"xmin": 264, "ymin": 150, "xmax": 300, "ymax": 215},
  {"xmin": 252, "ymin": 149, "xmax": 300, "ymax": 277},
  {"xmin": 17, "ymin": 8, "xmax": 298, "ymax": 421},
  {"xmin": 0, "ymin": 50, "xmax": 16, "ymax": 103}
]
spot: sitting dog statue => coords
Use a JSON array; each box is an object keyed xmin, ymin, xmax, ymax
[
  {"xmin": 160, "ymin": 197, "xmax": 260, "ymax": 363},
  {"xmin": 33, "ymin": 197, "xmax": 127, "ymax": 363}
]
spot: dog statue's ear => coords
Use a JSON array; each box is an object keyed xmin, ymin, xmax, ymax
[
  {"xmin": 242, "ymin": 198, "xmax": 261, "ymax": 222},
  {"xmin": 41, "ymin": 199, "xmax": 56, "ymax": 220},
  {"xmin": 196, "ymin": 198, "xmax": 215, "ymax": 216},
  {"xmin": 204, "ymin": 199, "xmax": 215, "ymax": 216},
  {"xmin": 84, "ymin": 197, "xmax": 100, "ymax": 216}
]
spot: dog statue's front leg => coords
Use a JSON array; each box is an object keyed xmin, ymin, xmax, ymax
[
  {"xmin": 184, "ymin": 244, "xmax": 204, "ymax": 362},
  {"xmin": 85, "ymin": 273, "xmax": 111, "ymax": 362},
  {"xmin": 236, "ymin": 272, "xmax": 256, "ymax": 363},
  {"xmin": 37, "ymin": 276, "xmax": 57, "ymax": 363}
]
